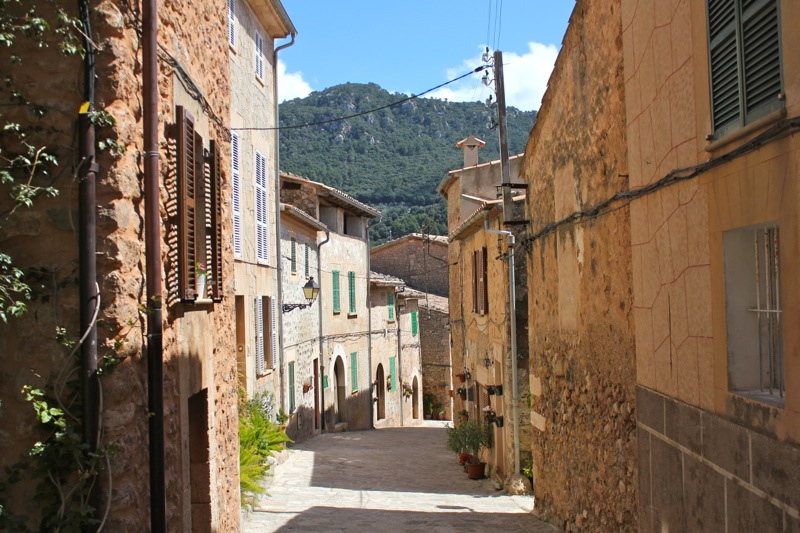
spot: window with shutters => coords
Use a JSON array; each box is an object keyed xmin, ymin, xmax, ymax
[
  {"xmin": 290, "ymin": 238, "xmax": 297, "ymax": 273},
  {"xmin": 304, "ymin": 243, "xmax": 309, "ymax": 277},
  {"xmin": 471, "ymin": 247, "xmax": 488, "ymax": 315},
  {"xmin": 332, "ymin": 270, "xmax": 341, "ymax": 313},
  {"xmin": 387, "ymin": 292, "xmax": 395, "ymax": 321},
  {"xmin": 227, "ymin": 0, "xmax": 236, "ymax": 48},
  {"xmin": 724, "ymin": 224, "xmax": 784, "ymax": 406},
  {"xmin": 254, "ymin": 31, "xmax": 264, "ymax": 80},
  {"xmin": 288, "ymin": 361, "xmax": 296, "ymax": 413},
  {"xmin": 348, "ymin": 271, "xmax": 356, "ymax": 314},
  {"xmin": 350, "ymin": 352, "xmax": 358, "ymax": 392},
  {"xmin": 389, "ymin": 356, "xmax": 397, "ymax": 392},
  {"xmin": 707, "ymin": 0, "xmax": 782, "ymax": 139},
  {"xmin": 176, "ymin": 106, "xmax": 223, "ymax": 303},
  {"xmin": 231, "ymin": 132, "xmax": 241, "ymax": 257},
  {"xmin": 411, "ymin": 310, "xmax": 418, "ymax": 336},
  {"xmin": 255, "ymin": 151, "xmax": 268, "ymax": 262},
  {"xmin": 255, "ymin": 295, "xmax": 278, "ymax": 375}
]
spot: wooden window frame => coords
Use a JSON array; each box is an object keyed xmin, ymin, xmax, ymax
[
  {"xmin": 177, "ymin": 106, "xmax": 223, "ymax": 303},
  {"xmin": 707, "ymin": 0, "xmax": 782, "ymax": 139}
]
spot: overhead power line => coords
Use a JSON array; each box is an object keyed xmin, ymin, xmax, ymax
[{"xmin": 232, "ymin": 65, "xmax": 490, "ymax": 132}]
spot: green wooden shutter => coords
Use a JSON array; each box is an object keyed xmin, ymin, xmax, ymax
[
  {"xmin": 350, "ymin": 352, "xmax": 358, "ymax": 392},
  {"xmin": 411, "ymin": 310, "xmax": 418, "ymax": 336},
  {"xmin": 290, "ymin": 238, "xmax": 297, "ymax": 273},
  {"xmin": 348, "ymin": 271, "xmax": 356, "ymax": 313},
  {"xmin": 332, "ymin": 270, "xmax": 340, "ymax": 312},
  {"xmin": 288, "ymin": 361, "xmax": 295, "ymax": 413},
  {"xmin": 304, "ymin": 243, "xmax": 309, "ymax": 277},
  {"xmin": 389, "ymin": 357, "xmax": 397, "ymax": 391},
  {"xmin": 388, "ymin": 292, "xmax": 395, "ymax": 321}
]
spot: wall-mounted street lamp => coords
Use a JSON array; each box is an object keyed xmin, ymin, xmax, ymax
[{"xmin": 282, "ymin": 276, "xmax": 320, "ymax": 313}]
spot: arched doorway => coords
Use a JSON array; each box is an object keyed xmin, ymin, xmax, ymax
[
  {"xmin": 412, "ymin": 375, "xmax": 420, "ymax": 419},
  {"xmin": 334, "ymin": 356, "xmax": 347, "ymax": 424},
  {"xmin": 375, "ymin": 364, "xmax": 386, "ymax": 420}
]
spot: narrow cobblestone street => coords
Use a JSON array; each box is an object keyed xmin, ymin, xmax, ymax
[{"xmin": 241, "ymin": 422, "xmax": 559, "ymax": 532}]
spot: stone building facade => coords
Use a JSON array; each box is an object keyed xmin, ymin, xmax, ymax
[
  {"xmin": 439, "ymin": 138, "xmax": 531, "ymax": 487},
  {"xmin": 279, "ymin": 204, "xmax": 324, "ymax": 442},
  {"xmin": 519, "ymin": 0, "xmax": 637, "ymax": 530},
  {"xmin": 622, "ymin": 0, "xmax": 800, "ymax": 530},
  {"xmin": 230, "ymin": 0, "xmax": 295, "ymax": 413},
  {"xmin": 0, "ymin": 0, "xmax": 264, "ymax": 530},
  {"xmin": 370, "ymin": 234, "xmax": 451, "ymax": 420},
  {"xmin": 370, "ymin": 233, "xmax": 450, "ymax": 297},
  {"xmin": 280, "ymin": 172, "xmax": 378, "ymax": 432},
  {"xmin": 368, "ymin": 275, "xmax": 425, "ymax": 427}
]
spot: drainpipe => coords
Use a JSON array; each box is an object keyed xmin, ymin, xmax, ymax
[
  {"xmin": 366, "ymin": 224, "xmax": 374, "ymax": 428},
  {"xmin": 77, "ymin": 0, "xmax": 100, "ymax": 523},
  {"xmin": 396, "ymin": 292, "xmax": 403, "ymax": 427},
  {"xmin": 142, "ymin": 0, "xmax": 165, "ymax": 530},
  {"xmin": 317, "ymin": 229, "xmax": 330, "ymax": 431},
  {"xmin": 484, "ymin": 212, "xmax": 520, "ymax": 476},
  {"xmin": 272, "ymin": 32, "xmax": 296, "ymax": 414}
]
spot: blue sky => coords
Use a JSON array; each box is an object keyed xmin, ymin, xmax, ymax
[{"xmin": 277, "ymin": 1, "xmax": 576, "ymax": 111}]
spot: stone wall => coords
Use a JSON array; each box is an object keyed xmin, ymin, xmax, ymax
[
  {"xmin": 419, "ymin": 306, "xmax": 452, "ymax": 420},
  {"xmin": 521, "ymin": 0, "xmax": 637, "ymax": 530},
  {"xmin": 370, "ymin": 236, "xmax": 449, "ymax": 297},
  {"xmin": 637, "ymin": 386, "xmax": 800, "ymax": 532},
  {"xmin": 0, "ymin": 0, "xmax": 239, "ymax": 530}
]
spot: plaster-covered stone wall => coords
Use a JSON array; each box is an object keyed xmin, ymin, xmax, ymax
[
  {"xmin": 0, "ymin": 0, "xmax": 239, "ymax": 530},
  {"xmin": 419, "ymin": 305, "xmax": 452, "ymax": 420},
  {"xmin": 521, "ymin": 0, "xmax": 637, "ymax": 530}
]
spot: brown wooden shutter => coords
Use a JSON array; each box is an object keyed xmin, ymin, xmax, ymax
[
  {"xmin": 471, "ymin": 250, "xmax": 478, "ymax": 313},
  {"xmin": 177, "ymin": 106, "xmax": 198, "ymax": 300},
  {"xmin": 482, "ymin": 246, "xmax": 489, "ymax": 314},
  {"xmin": 209, "ymin": 139, "xmax": 223, "ymax": 302}
]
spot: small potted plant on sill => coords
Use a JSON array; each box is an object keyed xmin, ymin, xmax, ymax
[
  {"xmin": 195, "ymin": 262, "xmax": 207, "ymax": 298},
  {"xmin": 386, "ymin": 375, "xmax": 392, "ymax": 390},
  {"xmin": 482, "ymin": 405, "xmax": 497, "ymax": 424},
  {"xmin": 461, "ymin": 419, "xmax": 491, "ymax": 479},
  {"xmin": 456, "ymin": 386, "xmax": 467, "ymax": 401}
]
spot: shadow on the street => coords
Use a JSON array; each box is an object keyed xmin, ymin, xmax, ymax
[{"xmin": 263, "ymin": 506, "xmax": 557, "ymax": 532}]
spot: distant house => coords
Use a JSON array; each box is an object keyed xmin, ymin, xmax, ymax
[
  {"xmin": 371, "ymin": 235, "xmax": 452, "ymax": 420},
  {"xmin": 439, "ymin": 136, "xmax": 531, "ymax": 486},
  {"xmin": 371, "ymin": 233, "xmax": 449, "ymax": 297},
  {"xmin": 369, "ymin": 273, "xmax": 424, "ymax": 427},
  {"xmin": 280, "ymin": 172, "xmax": 378, "ymax": 431}
]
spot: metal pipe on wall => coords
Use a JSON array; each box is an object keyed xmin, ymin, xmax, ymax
[{"xmin": 142, "ymin": 0, "xmax": 165, "ymax": 530}]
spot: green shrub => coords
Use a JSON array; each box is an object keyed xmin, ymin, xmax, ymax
[{"xmin": 239, "ymin": 392, "xmax": 293, "ymax": 508}]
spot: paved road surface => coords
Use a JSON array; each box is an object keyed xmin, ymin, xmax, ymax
[{"xmin": 241, "ymin": 421, "xmax": 559, "ymax": 532}]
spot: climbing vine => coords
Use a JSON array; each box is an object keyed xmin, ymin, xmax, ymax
[{"xmin": 0, "ymin": 2, "xmax": 125, "ymax": 531}]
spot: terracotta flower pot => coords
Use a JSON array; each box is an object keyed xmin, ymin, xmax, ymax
[
  {"xmin": 457, "ymin": 453, "xmax": 473, "ymax": 466},
  {"xmin": 465, "ymin": 462, "xmax": 486, "ymax": 479}
]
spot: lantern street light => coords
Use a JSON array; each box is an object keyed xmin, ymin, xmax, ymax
[{"xmin": 282, "ymin": 276, "xmax": 320, "ymax": 313}]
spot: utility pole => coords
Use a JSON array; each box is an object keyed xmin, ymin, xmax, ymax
[{"xmin": 491, "ymin": 50, "xmax": 522, "ymax": 483}]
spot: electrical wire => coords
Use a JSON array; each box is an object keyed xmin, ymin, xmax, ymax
[
  {"xmin": 520, "ymin": 115, "xmax": 800, "ymax": 250},
  {"xmin": 233, "ymin": 65, "xmax": 490, "ymax": 132}
]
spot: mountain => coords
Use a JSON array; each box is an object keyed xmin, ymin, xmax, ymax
[{"xmin": 278, "ymin": 82, "xmax": 535, "ymax": 244}]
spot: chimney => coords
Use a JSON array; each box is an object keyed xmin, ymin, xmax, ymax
[{"xmin": 456, "ymin": 135, "xmax": 486, "ymax": 168}]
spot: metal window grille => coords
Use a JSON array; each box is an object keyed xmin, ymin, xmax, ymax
[{"xmin": 749, "ymin": 226, "xmax": 783, "ymax": 397}]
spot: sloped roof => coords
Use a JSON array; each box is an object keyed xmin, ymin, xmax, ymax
[
  {"xmin": 281, "ymin": 171, "xmax": 380, "ymax": 218},
  {"xmin": 371, "ymin": 232, "xmax": 448, "ymax": 253}
]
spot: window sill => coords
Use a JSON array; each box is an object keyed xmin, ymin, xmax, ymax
[
  {"xmin": 256, "ymin": 74, "xmax": 265, "ymax": 87},
  {"xmin": 347, "ymin": 313, "xmax": 358, "ymax": 319},
  {"xmin": 705, "ymin": 106, "xmax": 786, "ymax": 153},
  {"xmin": 730, "ymin": 389, "xmax": 785, "ymax": 409}
]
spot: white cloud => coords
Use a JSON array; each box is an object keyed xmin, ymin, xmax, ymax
[
  {"xmin": 428, "ymin": 42, "xmax": 559, "ymax": 111},
  {"xmin": 277, "ymin": 60, "xmax": 313, "ymax": 102}
]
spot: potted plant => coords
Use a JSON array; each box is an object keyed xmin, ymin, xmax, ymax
[
  {"xmin": 461, "ymin": 419, "xmax": 491, "ymax": 479},
  {"xmin": 482, "ymin": 406, "xmax": 497, "ymax": 424},
  {"xmin": 195, "ymin": 261, "xmax": 207, "ymax": 298},
  {"xmin": 401, "ymin": 381, "xmax": 413, "ymax": 399},
  {"xmin": 445, "ymin": 424, "xmax": 472, "ymax": 466},
  {"xmin": 456, "ymin": 372, "xmax": 466, "ymax": 383},
  {"xmin": 457, "ymin": 409, "xmax": 469, "ymax": 423},
  {"xmin": 456, "ymin": 386, "xmax": 467, "ymax": 401}
]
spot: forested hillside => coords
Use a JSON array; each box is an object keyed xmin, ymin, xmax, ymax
[{"xmin": 279, "ymin": 82, "xmax": 535, "ymax": 244}]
